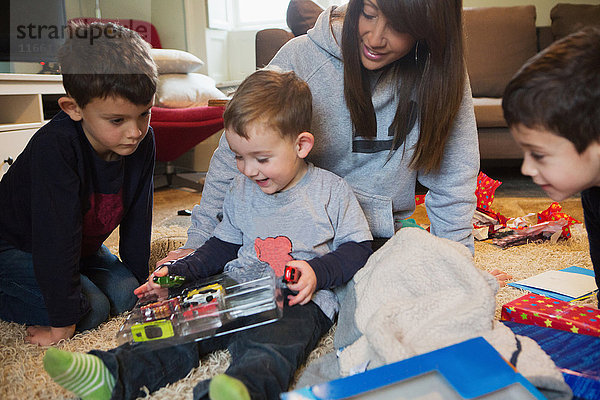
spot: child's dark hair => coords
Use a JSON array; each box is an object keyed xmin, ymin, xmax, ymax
[
  {"xmin": 223, "ymin": 69, "xmax": 312, "ymax": 140},
  {"xmin": 58, "ymin": 21, "xmax": 158, "ymax": 108},
  {"xmin": 503, "ymin": 27, "xmax": 600, "ymax": 153}
]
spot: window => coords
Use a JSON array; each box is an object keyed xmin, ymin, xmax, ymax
[
  {"xmin": 207, "ymin": 0, "xmax": 290, "ymax": 30},
  {"xmin": 207, "ymin": 0, "xmax": 350, "ymax": 31},
  {"xmin": 236, "ymin": 0, "xmax": 289, "ymax": 27},
  {"xmin": 317, "ymin": 0, "xmax": 348, "ymax": 7}
]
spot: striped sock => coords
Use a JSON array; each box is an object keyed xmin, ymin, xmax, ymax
[
  {"xmin": 43, "ymin": 347, "xmax": 115, "ymax": 400},
  {"xmin": 208, "ymin": 374, "xmax": 251, "ymax": 400}
]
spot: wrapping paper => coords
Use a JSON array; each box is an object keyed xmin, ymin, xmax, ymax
[{"xmin": 501, "ymin": 294, "xmax": 600, "ymax": 337}]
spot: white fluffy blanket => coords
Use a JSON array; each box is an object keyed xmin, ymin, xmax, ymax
[{"xmin": 299, "ymin": 228, "xmax": 572, "ymax": 399}]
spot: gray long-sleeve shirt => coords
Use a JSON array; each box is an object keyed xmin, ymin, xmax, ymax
[{"xmin": 185, "ymin": 6, "xmax": 479, "ymax": 253}]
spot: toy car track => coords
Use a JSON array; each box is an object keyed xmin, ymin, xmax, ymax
[{"xmin": 116, "ymin": 271, "xmax": 283, "ymax": 348}]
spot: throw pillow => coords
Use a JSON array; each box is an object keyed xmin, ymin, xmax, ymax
[
  {"xmin": 151, "ymin": 49, "xmax": 204, "ymax": 74},
  {"xmin": 551, "ymin": 3, "xmax": 600, "ymax": 40},
  {"xmin": 286, "ymin": 0, "xmax": 323, "ymax": 36},
  {"xmin": 463, "ymin": 6, "xmax": 538, "ymax": 98},
  {"xmin": 155, "ymin": 73, "xmax": 227, "ymax": 108}
]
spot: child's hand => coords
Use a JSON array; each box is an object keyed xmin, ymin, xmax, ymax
[
  {"xmin": 489, "ymin": 268, "xmax": 513, "ymax": 287},
  {"xmin": 25, "ymin": 324, "xmax": 75, "ymax": 346},
  {"xmin": 134, "ymin": 265, "xmax": 169, "ymax": 299},
  {"xmin": 156, "ymin": 248, "xmax": 194, "ymax": 268},
  {"xmin": 286, "ymin": 260, "xmax": 317, "ymax": 306}
]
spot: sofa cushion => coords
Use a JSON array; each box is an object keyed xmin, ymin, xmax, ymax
[
  {"xmin": 472, "ymin": 98, "xmax": 506, "ymax": 128},
  {"xmin": 155, "ymin": 73, "xmax": 227, "ymax": 108},
  {"xmin": 151, "ymin": 49, "xmax": 204, "ymax": 74},
  {"xmin": 463, "ymin": 6, "xmax": 537, "ymax": 98},
  {"xmin": 286, "ymin": 0, "xmax": 323, "ymax": 36},
  {"xmin": 551, "ymin": 3, "xmax": 600, "ymax": 40}
]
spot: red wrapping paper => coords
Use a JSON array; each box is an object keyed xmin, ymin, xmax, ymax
[
  {"xmin": 476, "ymin": 171, "xmax": 502, "ymax": 212},
  {"xmin": 501, "ymin": 294, "xmax": 600, "ymax": 337},
  {"xmin": 537, "ymin": 202, "xmax": 581, "ymax": 238}
]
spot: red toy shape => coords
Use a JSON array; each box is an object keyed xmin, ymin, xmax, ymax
[{"xmin": 255, "ymin": 236, "xmax": 293, "ymax": 277}]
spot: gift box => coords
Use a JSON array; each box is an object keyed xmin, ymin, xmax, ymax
[
  {"xmin": 504, "ymin": 321, "xmax": 600, "ymax": 400},
  {"xmin": 281, "ymin": 337, "xmax": 545, "ymax": 399},
  {"xmin": 501, "ymin": 294, "xmax": 600, "ymax": 337}
]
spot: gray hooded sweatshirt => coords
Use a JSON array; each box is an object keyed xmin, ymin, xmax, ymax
[{"xmin": 185, "ymin": 6, "xmax": 479, "ymax": 253}]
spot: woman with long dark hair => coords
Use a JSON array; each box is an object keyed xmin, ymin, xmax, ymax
[{"xmin": 168, "ymin": 0, "xmax": 479, "ymax": 259}]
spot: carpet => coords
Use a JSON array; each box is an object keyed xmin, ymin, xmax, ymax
[{"xmin": 1, "ymin": 188, "xmax": 596, "ymax": 399}]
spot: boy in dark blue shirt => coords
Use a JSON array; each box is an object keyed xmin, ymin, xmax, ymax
[
  {"xmin": 503, "ymin": 27, "xmax": 600, "ymax": 307},
  {"xmin": 0, "ymin": 21, "xmax": 158, "ymax": 345}
]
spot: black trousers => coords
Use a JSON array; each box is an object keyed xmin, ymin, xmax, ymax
[{"xmin": 92, "ymin": 291, "xmax": 333, "ymax": 400}]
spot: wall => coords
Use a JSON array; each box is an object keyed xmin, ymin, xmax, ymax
[
  {"xmin": 64, "ymin": 0, "xmax": 209, "ymax": 75},
  {"xmin": 65, "ymin": 0, "xmax": 187, "ymax": 50},
  {"xmin": 61, "ymin": 0, "xmax": 600, "ymax": 83}
]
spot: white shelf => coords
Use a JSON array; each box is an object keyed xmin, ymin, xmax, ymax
[
  {"xmin": 0, "ymin": 73, "xmax": 64, "ymax": 95},
  {"xmin": 0, "ymin": 73, "xmax": 65, "ymax": 179},
  {"xmin": 0, "ymin": 122, "xmax": 46, "ymax": 133}
]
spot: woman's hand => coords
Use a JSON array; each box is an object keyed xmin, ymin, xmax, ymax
[
  {"xmin": 286, "ymin": 260, "xmax": 317, "ymax": 306},
  {"xmin": 25, "ymin": 324, "xmax": 75, "ymax": 346},
  {"xmin": 155, "ymin": 248, "xmax": 194, "ymax": 268}
]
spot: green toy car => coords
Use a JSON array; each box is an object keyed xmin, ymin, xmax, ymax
[
  {"xmin": 153, "ymin": 274, "xmax": 186, "ymax": 288},
  {"xmin": 131, "ymin": 319, "xmax": 175, "ymax": 342}
]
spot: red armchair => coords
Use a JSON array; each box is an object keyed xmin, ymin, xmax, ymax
[
  {"xmin": 70, "ymin": 18, "xmax": 225, "ymax": 192},
  {"xmin": 151, "ymin": 106, "xmax": 224, "ymax": 191}
]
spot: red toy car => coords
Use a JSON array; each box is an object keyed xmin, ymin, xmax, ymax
[
  {"xmin": 283, "ymin": 266, "xmax": 300, "ymax": 284},
  {"xmin": 140, "ymin": 297, "xmax": 180, "ymax": 322},
  {"xmin": 181, "ymin": 297, "xmax": 220, "ymax": 321}
]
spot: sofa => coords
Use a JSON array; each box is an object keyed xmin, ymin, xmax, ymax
[
  {"xmin": 464, "ymin": 3, "xmax": 599, "ymax": 160},
  {"xmin": 255, "ymin": 2, "xmax": 600, "ymax": 161}
]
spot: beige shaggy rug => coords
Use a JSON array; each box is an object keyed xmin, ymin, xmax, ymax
[{"xmin": 0, "ymin": 190, "xmax": 596, "ymax": 400}]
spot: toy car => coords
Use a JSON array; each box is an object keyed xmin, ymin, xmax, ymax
[
  {"xmin": 140, "ymin": 297, "xmax": 180, "ymax": 322},
  {"xmin": 153, "ymin": 274, "xmax": 186, "ymax": 288},
  {"xmin": 181, "ymin": 297, "xmax": 220, "ymax": 321},
  {"xmin": 131, "ymin": 319, "xmax": 174, "ymax": 342},
  {"xmin": 116, "ymin": 272, "xmax": 282, "ymax": 348},
  {"xmin": 179, "ymin": 284, "xmax": 224, "ymax": 334},
  {"xmin": 182, "ymin": 283, "xmax": 224, "ymax": 306},
  {"xmin": 283, "ymin": 266, "xmax": 300, "ymax": 284}
]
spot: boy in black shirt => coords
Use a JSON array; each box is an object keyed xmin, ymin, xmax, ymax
[
  {"xmin": 0, "ymin": 21, "xmax": 158, "ymax": 344},
  {"xmin": 503, "ymin": 27, "xmax": 600, "ymax": 307}
]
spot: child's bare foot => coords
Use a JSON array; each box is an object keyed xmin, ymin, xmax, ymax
[{"xmin": 26, "ymin": 324, "xmax": 75, "ymax": 345}]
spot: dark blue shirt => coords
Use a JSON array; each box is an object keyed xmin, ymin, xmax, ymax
[
  {"xmin": 0, "ymin": 111, "xmax": 154, "ymax": 326},
  {"xmin": 581, "ymin": 187, "xmax": 600, "ymax": 307}
]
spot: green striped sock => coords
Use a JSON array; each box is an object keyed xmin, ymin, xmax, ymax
[
  {"xmin": 208, "ymin": 374, "xmax": 251, "ymax": 400},
  {"xmin": 43, "ymin": 347, "xmax": 115, "ymax": 400}
]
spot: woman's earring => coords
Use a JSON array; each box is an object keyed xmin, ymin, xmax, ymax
[
  {"xmin": 415, "ymin": 41, "xmax": 420, "ymax": 65},
  {"xmin": 415, "ymin": 40, "xmax": 430, "ymax": 68}
]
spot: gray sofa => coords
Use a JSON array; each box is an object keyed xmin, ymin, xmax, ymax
[{"xmin": 255, "ymin": 2, "xmax": 600, "ymax": 161}]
